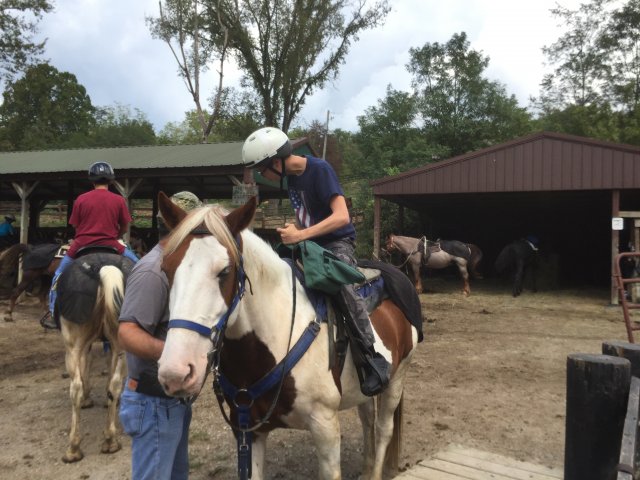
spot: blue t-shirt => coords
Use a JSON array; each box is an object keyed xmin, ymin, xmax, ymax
[
  {"xmin": 0, "ymin": 221, "xmax": 14, "ymax": 237},
  {"xmin": 287, "ymin": 156, "xmax": 356, "ymax": 246}
]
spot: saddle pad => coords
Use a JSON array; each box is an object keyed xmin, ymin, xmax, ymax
[
  {"xmin": 57, "ymin": 253, "xmax": 135, "ymax": 325},
  {"xmin": 22, "ymin": 243, "xmax": 60, "ymax": 271},
  {"xmin": 358, "ymin": 259, "xmax": 423, "ymax": 342}
]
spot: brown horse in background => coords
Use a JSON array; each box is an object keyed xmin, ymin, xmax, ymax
[
  {"xmin": 384, "ymin": 234, "xmax": 483, "ymax": 295},
  {"xmin": 1, "ymin": 243, "xmax": 60, "ymax": 323}
]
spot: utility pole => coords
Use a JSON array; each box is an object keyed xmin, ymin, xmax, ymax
[{"xmin": 322, "ymin": 110, "xmax": 330, "ymax": 159}]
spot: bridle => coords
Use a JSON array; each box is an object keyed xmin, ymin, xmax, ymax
[{"xmin": 383, "ymin": 235, "xmax": 426, "ymax": 269}]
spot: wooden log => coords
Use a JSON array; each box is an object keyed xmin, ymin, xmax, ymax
[
  {"xmin": 616, "ymin": 376, "xmax": 640, "ymax": 480},
  {"xmin": 603, "ymin": 340, "xmax": 640, "ymax": 378},
  {"xmin": 565, "ymin": 353, "xmax": 631, "ymax": 480}
]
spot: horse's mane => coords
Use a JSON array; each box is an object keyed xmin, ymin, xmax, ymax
[{"xmin": 164, "ymin": 205, "xmax": 241, "ymax": 267}]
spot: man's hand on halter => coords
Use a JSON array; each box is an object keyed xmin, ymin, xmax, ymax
[{"xmin": 277, "ymin": 223, "xmax": 304, "ymax": 245}]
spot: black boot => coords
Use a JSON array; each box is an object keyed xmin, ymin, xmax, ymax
[
  {"xmin": 39, "ymin": 312, "xmax": 59, "ymax": 330},
  {"xmin": 360, "ymin": 352, "xmax": 390, "ymax": 397}
]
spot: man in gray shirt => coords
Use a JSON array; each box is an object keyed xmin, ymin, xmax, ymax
[{"xmin": 117, "ymin": 191, "xmax": 202, "ymax": 480}]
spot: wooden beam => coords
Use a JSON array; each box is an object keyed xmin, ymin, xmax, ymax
[
  {"xmin": 612, "ymin": 190, "xmax": 620, "ymax": 305},
  {"xmin": 11, "ymin": 181, "xmax": 39, "ymax": 282},
  {"xmin": 619, "ymin": 211, "xmax": 640, "ymax": 218}
]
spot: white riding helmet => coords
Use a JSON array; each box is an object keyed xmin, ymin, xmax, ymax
[{"xmin": 242, "ymin": 127, "xmax": 292, "ymax": 169}]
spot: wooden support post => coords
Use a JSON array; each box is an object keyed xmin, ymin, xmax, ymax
[
  {"xmin": 603, "ymin": 340, "xmax": 640, "ymax": 378},
  {"xmin": 11, "ymin": 181, "xmax": 39, "ymax": 283},
  {"xmin": 612, "ymin": 190, "xmax": 621, "ymax": 305},
  {"xmin": 373, "ymin": 196, "xmax": 381, "ymax": 260},
  {"xmin": 565, "ymin": 353, "xmax": 630, "ymax": 480}
]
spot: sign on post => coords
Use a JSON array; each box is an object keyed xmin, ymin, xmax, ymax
[
  {"xmin": 612, "ymin": 217, "xmax": 624, "ymax": 230},
  {"xmin": 232, "ymin": 184, "xmax": 259, "ymax": 206}
]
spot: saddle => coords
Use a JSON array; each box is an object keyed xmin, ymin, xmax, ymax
[
  {"xmin": 56, "ymin": 252, "xmax": 135, "ymax": 325},
  {"xmin": 418, "ymin": 238, "xmax": 441, "ymax": 264}
]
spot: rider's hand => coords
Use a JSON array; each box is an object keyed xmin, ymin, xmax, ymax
[{"xmin": 277, "ymin": 223, "xmax": 303, "ymax": 245}]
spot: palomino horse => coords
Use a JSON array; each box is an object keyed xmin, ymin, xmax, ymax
[
  {"xmin": 385, "ymin": 234, "xmax": 483, "ymax": 296},
  {"xmin": 156, "ymin": 194, "xmax": 421, "ymax": 480},
  {"xmin": 494, "ymin": 237, "xmax": 539, "ymax": 297},
  {"xmin": 1, "ymin": 243, "xmax": 60, "ymax": 322},
  {"xmin": 55, "ymin": 251, "xmax": 134, "ymax": 462}
]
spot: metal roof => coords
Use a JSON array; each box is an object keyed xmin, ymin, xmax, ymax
[
  {"xmin": 0, "ymin": 139, "xmax": 315, "ymax": 202},
  {"xmin": 0, "ymin": 142, "xmax": 245, "ymax": 174},
  {"xmin": 371, "ymin": 131, "xmax": 640, "ymax": 196}
]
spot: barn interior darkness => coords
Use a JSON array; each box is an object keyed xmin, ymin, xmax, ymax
[{"xmin": 386, "ymin": 189, "xmax": 639, "ymax": 288}]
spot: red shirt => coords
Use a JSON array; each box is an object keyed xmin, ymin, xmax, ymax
[{"xmin": 67, "ymin": 188, "xmax": 132, "ymax": 258}]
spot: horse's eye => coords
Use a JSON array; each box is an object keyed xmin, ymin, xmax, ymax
[{"xmin": 218, "ymin": 267, "xmax": 230, "ymax": 279}]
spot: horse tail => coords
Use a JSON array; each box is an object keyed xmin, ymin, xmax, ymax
[
  {"xmin": 383, "ymin": 393, "xmax": 403, "ymax": 472},
  {"xmin": 467, "ymin": 244, "xmax": 484, "ymax": 279},
  {"xmin": 98, "ymin": 265, "xmax": 125, "ymax": 328}
]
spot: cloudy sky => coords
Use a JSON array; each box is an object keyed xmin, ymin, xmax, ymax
[{"xmin": 36, "ymin": 0, "xmax": 584, "ymax": 133}]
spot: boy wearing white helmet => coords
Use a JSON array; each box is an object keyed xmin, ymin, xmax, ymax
[{"xmin": 243, "ymin": 127, "xmax": 390, "ymax": 396}]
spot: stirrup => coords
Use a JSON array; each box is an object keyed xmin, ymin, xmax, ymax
[{"xmin": 360, "ymin": 353, "xmax": 390, "ymax": 396}]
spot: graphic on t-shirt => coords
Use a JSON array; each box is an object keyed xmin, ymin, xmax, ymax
[{"xmin": 290, "ymin": 189, "xmax": 311, "ymax": 227}]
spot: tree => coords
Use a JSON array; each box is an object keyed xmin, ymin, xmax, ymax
[
  {"xmin": 0, "ymin": 0, "xmax": 53, "ymax": 84},
  {"xmin": 148, "ymin": 0, "xmax": 229, "ymax": 141},
  {"xmin": 202, "ymin": 0, "xmax": 391, "ymax": 132},
  {"xmin": 408, "ymin": 32, "xmax": 532, "ymax": 157},
  {"xmin": 355, "ymin": 86, "xmax": 437, "ymax": 178},
  {"xmin": 87, "ymin": 104, "xmax": 156, "ymax": 147},
  {"xmin": 535, "ymin": 1, "xmax": 608, "ymax": 110},
  {"xmin": 0, "ymin": 63, "xmax": 95, "ymax": 151}
]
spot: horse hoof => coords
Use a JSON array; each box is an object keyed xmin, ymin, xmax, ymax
[
  {"xmin": 101, "ymin": 438, "xmax": 122, "ymax": 454},
  {"xmin": 62, "ymin": 449, "xmax": 84, "ymax": 463},
  {"xmin": 81, "ymin": 398, "xmax": 94, "ymax": 409},
  {"xmin": 3, "ymin": 315, "xmax": 13, "ymax": 322}
]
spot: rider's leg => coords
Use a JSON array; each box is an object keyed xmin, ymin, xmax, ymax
[
  {"xmin": 122, "ymin": 247, "xmax": 139, "ymax": 263},
  {"xmin": 49, "ymin": 254, "xmax": 74, "ymax": 317},
  {"xmin": 325, "ymin": 239, "xmax": 390, "ymax": 396}
]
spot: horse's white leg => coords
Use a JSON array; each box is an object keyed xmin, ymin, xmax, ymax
[
  {"xmin": 309, "ymin": 407, "xmax": 342, "ymax": 480},
  {"xmin": 357, "ymin": 399, "xmax": 376, "ymax": 478},
  {"xmin": 101, "ymin": 346, "xmax": 125, "ymax": 454},
  {"xmin": 62, "ymin": 326, "xmax": 90, "ymax": 463},
  {"xmin": 455, "ymin": 259, "xmax": 471, "ymax": 296},
  {"xmin": 410, "ymin": 255, "xmax": 422, "ymax": 294},
  {"xmin": 250, "ymin": 432, "xmax": 268, "ymax": 480},
  {"xmin": 371, "ymin": 368, "xmax": 409, "ymax": 480},
  {"xmin": 79, "ymin": 342, "xmax": 94, "ymax": 408}
]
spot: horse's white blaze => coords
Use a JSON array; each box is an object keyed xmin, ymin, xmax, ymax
[{"xmin": 158, "ymin": 237, "xmax": 231, "ymax": 396}]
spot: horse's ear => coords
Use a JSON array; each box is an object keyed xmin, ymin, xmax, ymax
[
  {"xmin": 158, "ymin": 191, "xmax": 187, "ymax": 229},
  {"xmin": 225, "ymin": 196, "xmax": 257, "ymax": 236}
]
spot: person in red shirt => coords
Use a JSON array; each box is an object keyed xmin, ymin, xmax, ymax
[{"xmin": 44, "ymin": 161, "xmax": 139, "ymax": 328}]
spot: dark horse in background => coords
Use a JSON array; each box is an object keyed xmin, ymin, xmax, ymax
[
  {"xmin": 384, "ymin": 234, "xmax": 483, "ymax": 296},
  {"xmin": 494, "ymin": 236, "xmax": 539, "ymax": 297},
  {"xmin": 1, "ymin": 243, "xmax": 60, "ymax": 322}
]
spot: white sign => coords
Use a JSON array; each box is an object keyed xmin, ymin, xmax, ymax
[
  {"xmin": 232, "ymin": 184, "xmax": 259, "ymax": 206},
  {"xmin": 612, "ymin": 217, "xmax": 624, "ymax": 230}
]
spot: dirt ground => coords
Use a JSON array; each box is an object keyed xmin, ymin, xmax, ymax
[{"xmin": 0, "ymin": 277, "xmax": 633, "ymax": 480}]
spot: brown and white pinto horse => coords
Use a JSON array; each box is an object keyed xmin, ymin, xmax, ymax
[
  {"xmin": 385, "ymin": 234, "xmax": 483, "ymax": 296},
  {"xmin": 157, "ymin": 194, "xmax": 419, "ymax": 480}
]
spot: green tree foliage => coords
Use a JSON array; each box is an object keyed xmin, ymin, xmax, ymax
[
  {"xmin": 0, "ymin": 63, "xmax": 95, "ymax": 151},
  {"xmin": 355, "ymin": 86, "xmax": 438, "ymax": 178},
  {"xmin": 0, "ymin": 0, "xmax": 53, "ymax": 84},
  {"xmin": 204, "ymin": 0, "xmax": 391, "ymax": 132},
  {"xmin": 157, "ymin": 87, "xmax": 261, "ymax": 144},
  {"xmin": 408, "ymin": 32, "xmax": 533, "ymax": 157},
  {"xmin": 534, "ymin": 0, "xmax": 640, "ymax": 144},
  {"xmin": 87, "ymin": 104, "xmax": 156, "ymax": 147}
]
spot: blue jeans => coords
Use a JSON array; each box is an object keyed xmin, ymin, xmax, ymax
[
  {"xmin": 49, "ymin": 247, "xmax": 139, "ymax": 316},
  {"xmin": 119, "ymin": 384, "xmax": 192, "ymax": 480}
]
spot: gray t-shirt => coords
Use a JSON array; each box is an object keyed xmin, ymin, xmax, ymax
[{"xmin": 118, "ymin": 244, "xmax": 169, "ymax": 380}]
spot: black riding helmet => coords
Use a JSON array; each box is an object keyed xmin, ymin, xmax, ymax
[{"xmin": 88, "ymin": 161, "xmax": 115, "ymax": 183}]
